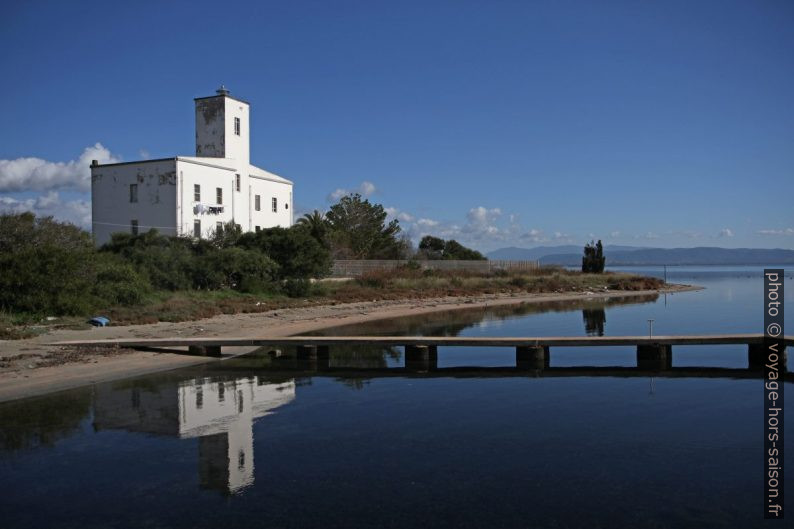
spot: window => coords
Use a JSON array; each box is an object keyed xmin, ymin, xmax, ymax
[
  {"xmin": 271, "ymin": 197, "xmax": 277, "ymax": 212},
  {"xmin": 131, "ymin": 220, "xmax": 138, "ymax": 235},
  {"xmin": 235, "ymin": 174, "xmax": 240, "ymax": 192},
  {"xmin": 255, "ymin": 226, "xmax": 260, "ymax": 232},
  {"xmin": 193, "ymin": 219, "xmax": 201, "ymax": 238},
  {"xmin": 285, "ymin": 203, "xmax": 289, "ymax": 210},
  {"xmin": 196, "ymin": 387, "xmax": 203, "ymax": 410},
  {"xmin": 194, "ymin": 184, "xmax": 200, "ymax": 202},
  {"xmin": 216, "ymin": 221, "xmax": 223, "ymax": 233},
  {"xmin": 255, "ymin": 195, "xmax": 260, "ymax": 211},
  {"xmin": 234, "ymin": 117, "xmax": 240, "ymax": 136},
  {"xmin": 238, "ymin": 390, "xmax": 244, "ymax": 413},
  {"xmin": 129, "ymin": 184, "xmax": 138, "ymax": 203},
  {"xmin": 216, "ymin": 187, "xmax": 223, "ymax": 205}
]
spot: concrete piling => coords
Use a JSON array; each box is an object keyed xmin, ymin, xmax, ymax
[
  {"xmin": 516, "ymin": 345, "xmax": 549, "ymax": 370},
  {"xmin": 748, "ymin": 343, "xmax": 787, "ymax": 369},
  {"xmin": 636, "ymin": 344, "xmax": 672, "ymax": 370},
  {"xmin": 405, "ymin": 344, "xmax": 438, "ymax": 371}
]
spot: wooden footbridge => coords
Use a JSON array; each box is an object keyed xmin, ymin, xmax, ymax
[{"xmin": 53, "ymin": 333, "xmax": 791, "ymax": 371}]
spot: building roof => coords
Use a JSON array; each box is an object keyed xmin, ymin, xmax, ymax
[
  {"xmin": 91, "ymin": 157, "xmax": 176, "ymax": 168},
  {"xmin": 91, "ymin": 156, "xmax": 292, "ymax": 185},
  {"xmin": 249, "ymin": 164, "xmax": 293, "ymax": 185},
  {"xmin": 177, "ymin": 156, "xmax": 237, "ymax": 171}
]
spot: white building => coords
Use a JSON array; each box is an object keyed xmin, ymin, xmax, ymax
[
  {"xmin": 94, "ymin": 376, "xmax": 296, "ymax": 494},
  {"xmin": 91, "ymin": 86, "xmax": 293, "ymax": 246}
]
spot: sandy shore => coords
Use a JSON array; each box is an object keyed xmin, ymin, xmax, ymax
[{"xmin": 0, "ymin": 284, "xmax": 699, "ymax": 402}]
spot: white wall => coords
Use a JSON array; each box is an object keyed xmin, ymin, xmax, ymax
[
  {"xmin": 248, "ymin": 174, "xmax": 293, "ymax": 231},
  {"xmin": 176, "ymin": 158, "xmax": 238, "ymax": 238},
  {"xmin": 223, "ymin": 97, "xmax": 250, "ymax": 166},
  {"xmin": 91, "ymin": 159, "xmax": 177, "ymax": 245}
]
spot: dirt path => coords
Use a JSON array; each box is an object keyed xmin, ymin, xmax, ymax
[{"xmin": 0, "ymin": 285, "xmax": 699, "ymax": 402}]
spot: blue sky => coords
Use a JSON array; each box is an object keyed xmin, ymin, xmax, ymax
[{"xmin": 1, "ymin": 0, "xmax": 792, "ymax": 251}]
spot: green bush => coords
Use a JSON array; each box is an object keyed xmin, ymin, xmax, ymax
[
  {"xmin": 101, "ymin": 231, "xmax": 195, "ymax": 290},
  {"xmin": 193, "ymin": 247, "xmax": 278, "ymax": 292},
  {"xmin": 282, "ymin": 278, "xmax": 311, "ymax": 297},
  {"xmin": 237, "ymin": 227, "xmax": 331, "ymax": 280},
  {"xmin": 0, "ymin": 214, "xmax": 97, "ymax": 315},
  {"xmin": 91, "ymin": 254, "xmax": 151, "ymax": 306}
]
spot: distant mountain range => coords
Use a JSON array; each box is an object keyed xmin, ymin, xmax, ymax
[{"xmin": 487, "ymin": 245, "xmax": 794, "ymax": 265}]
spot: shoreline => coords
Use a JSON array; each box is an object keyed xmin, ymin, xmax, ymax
[{"xmin": 0, "ymin": 284, "xmax": 699, "ymax": 403}]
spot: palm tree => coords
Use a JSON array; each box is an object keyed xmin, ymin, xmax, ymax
[{"xmin": 296, "ymin": 210, "xmax": 328, "ymax": 245}]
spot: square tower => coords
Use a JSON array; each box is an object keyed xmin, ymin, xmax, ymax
[{"xmin": 194, "ymin": 86, "xmax": 250, "ymax": 165}]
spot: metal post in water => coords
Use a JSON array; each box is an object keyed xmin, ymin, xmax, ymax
[{"xmin": 647, "ymin": 319, "xmax": 654, "ymax": 338}]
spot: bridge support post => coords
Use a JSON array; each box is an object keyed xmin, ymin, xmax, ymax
[
  {"xmin": 748, "ymin": 343, "xmax": 787, "ymax": 369},
  {"xmin": 316, "ymin": 345, "xmax": 331, "ymax": 371},
  {"xmin": 405, "ymin": 345, "xmax": 437, "ymax": 371},
  {"xmin": 516, "ymin": 346, "xmax": 549, "ymax": 370},
  {"xmin": 296, "ymin": 345, "xmax": 318, "ymax": 360},
  {"xmin": 637, "ymin": 344, "xmax": 672, "ymax": 370},
  {"xmin": 188, "ymin": 345, "xmax": 222, "ymax": 357}
]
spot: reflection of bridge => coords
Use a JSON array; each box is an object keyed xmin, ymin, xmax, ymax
[
  {"xmin": 93, "ymin": 377, "xmax": 294, "ymax": 494},
  {"xmin": 239, "ymin": 365, "xmax": 794, "ymax": 382},
  {"xmin": 59, "ymin": 334, "xmax": 791, "ymax": 371}
]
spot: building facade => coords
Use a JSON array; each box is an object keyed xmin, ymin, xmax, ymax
[{"xmin": 91, "ymin": 87, "xmax": 293, "ymax": 246}]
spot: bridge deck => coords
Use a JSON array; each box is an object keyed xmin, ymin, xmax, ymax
[{"xmin": 52, "ymin": 334, "xmax": 793, "ymax": 349}]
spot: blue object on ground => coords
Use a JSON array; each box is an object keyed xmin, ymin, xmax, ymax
[{"xmin": 88, "ymin": 316, "xmax": 110, "ymax": 327}]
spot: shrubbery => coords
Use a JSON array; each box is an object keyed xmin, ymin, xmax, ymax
[
  {"xmin": 0, "ymin": 213, "xmax": 333, "ymax": 317},
  {"xmin": 418, "ymin": 236, "xmax": 486, "ymax": 260}
]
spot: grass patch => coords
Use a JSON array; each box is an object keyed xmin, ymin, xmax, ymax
[{"xmin": 1, "ymin": 267, "xmax": 665, "ymax": 336}]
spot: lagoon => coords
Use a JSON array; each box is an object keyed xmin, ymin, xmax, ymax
[{"xmin": 0, "ymin": 266, "xmax": 791, "ymax": 528}]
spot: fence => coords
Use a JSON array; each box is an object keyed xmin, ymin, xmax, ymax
[{"xmin": 331, "ymin": 259, "xmax": 540, "ymax": 277}]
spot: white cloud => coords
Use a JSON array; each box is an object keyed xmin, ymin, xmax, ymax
[
  {"xmin": 0, "ymin": 191, "xmax": 91, "ymax": 228},
  {"xmin": 139, "ymin": 149, "xmax": 150, "ymax": 160},
  {"xmin": 359, "ymin": 181, "xmax": 376, "ymax": 196},
  {"xmin": 0, "ymin": 143, "xmax": 121, "ymax": 192},
  {"xmin": 758, "ymin": 228, "xmax": 794, "ymax": 236},
  {"xmin": 466, "ymin": 206, "xmax": 501, "ymax": 226},
  {"xmin": 718, "ymin": 228, "xmax": 734, "ymax": 238},
  {"xmin": 327, "ymin": 188, "xmax": 348, "ymax": 202},
  {"xmin": 609, "ymin": 230, "xmax": 621, "ymax": 238},
  {"xmin": 326, "ymin": 181, "xmax": 377, "ymax": 202},
  {"xmin": 384, "ymin": 206, "xmax": 415, "ymax": 223},
  {"xmin": 416, "ymin": 218, "xmax": 439, "ymax": 228},
  {"xmin": 520, "ymin": 229, "xmax": 545, "ymax": 242}
]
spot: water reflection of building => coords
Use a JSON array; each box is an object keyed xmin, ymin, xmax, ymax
[{"xmin": 93, "ymin": 377, "xmax": 295, "ymax": 494}]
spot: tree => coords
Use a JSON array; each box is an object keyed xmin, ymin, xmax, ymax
[
  {"xmin": 442, "ymin": 239, "xmax": 486, "ymax": 260},
  {"xmin": 582, "ymin": 240, "xmax": 606, "ymax": 273},
  {"xmin": 418, "ymin": 235, "xmax": 445, "ymax": 259},
  {"xmin": 236, "ymin": 226, "xmax": 331, "ymax": 279},
  {"xmin": 418, "ymin": 235, "xmax": 486, "ymax": 260},
  {"xmin": 325, "ymin": 193, "xmax": 403, "ymax": 259},
  {"xmin": 296, "ymin": 210, "xmax": 329, "ymax": 247}
]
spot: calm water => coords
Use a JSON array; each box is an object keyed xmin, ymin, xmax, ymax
[{"xmin": 0, "ymin": 266, "xmax": 791, "ymax": 528}]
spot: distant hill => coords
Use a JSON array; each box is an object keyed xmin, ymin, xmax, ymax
[
  {"xmin": 488, "ymin": 245, "xmax": 643, "ymax": 261},
  {"xmin": 488, "ymin": 245, "xmax": 794, "ymax": 265}
]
